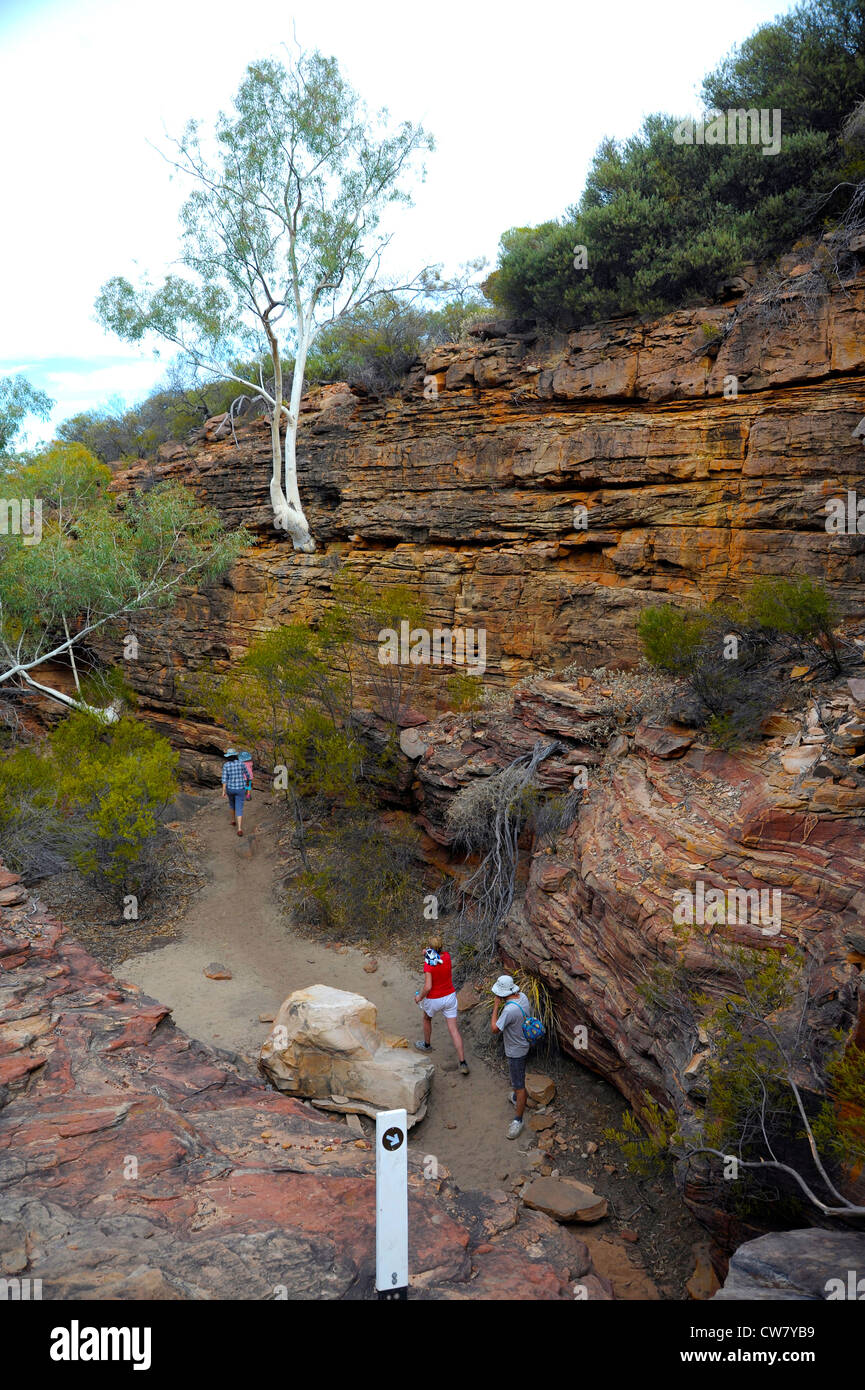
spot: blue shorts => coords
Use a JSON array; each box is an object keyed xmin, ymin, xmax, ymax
[
  {"xmin": 507, "ymin": 1054, "xmax": 527, "ymax": 1090},
  {"xmin": 228, "ymin": 790, "xmax": 246, "ymax": 816}
]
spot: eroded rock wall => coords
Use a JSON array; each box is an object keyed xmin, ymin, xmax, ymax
[
  {"xmin": 98, "ymin": 275, "xmax": 865, "ymax": 779},
  {"xmin": 409, "ymin": 672, "xmax": 865, "ymax": 1246}
]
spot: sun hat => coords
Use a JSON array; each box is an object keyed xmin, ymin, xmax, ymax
[
  {"xmin": 224, "ymin": 748, "xmax": 238, "ymax": 758},
  {"xmin": 491, "ymin": 974, "xmax": 518, "ymax": 997}
]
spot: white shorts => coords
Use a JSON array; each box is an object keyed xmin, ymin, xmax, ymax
[{"xmin": 423, "ymin": 991, "xmax": 458, "ymax": 1020}]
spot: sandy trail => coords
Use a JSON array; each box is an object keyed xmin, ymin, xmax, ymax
[{"xmin": 120, "ymin": 792, "xmax": 539, "ymax": 1191}]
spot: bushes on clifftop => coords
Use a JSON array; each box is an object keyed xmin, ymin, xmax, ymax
[{"xmin": 486, "ymin": 0, "xmax": 865, "ymax": 327}]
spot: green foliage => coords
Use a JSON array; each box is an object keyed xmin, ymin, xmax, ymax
[
  {"xmin": 0, "ymin": 741, "xmax": 67, "ymax": 878},
  {"xmin": 193, "ymin": 570, "xmax": 438, "ymax": 833},
  {"xmin": 296, "ymin": 813, "xmax": 421, "ymax": 940},
  {"xmin": 742, "ymin": 576, "xmax": 843, "ymax": 672},
  {"xmin": 632, "ymin": 932, "xmax": 864, "ymax": 1217},
  {"xmin": 636, "ymin": 604, "xmax": 712, "ymax": 675},
  {"xmin": 0, "ymin": 374, "xmax": 53, "ymax": 456},
  {"xmin": 0, "ymin": 714, "xmax": 178, "ymax": 903},
  {"xmin": 488, "ymin": 0, "xmax": 865, "ymax": 327},
  {"xmin": 445, "ymin": 668, "xmax": 486, "ymax": 714},
  {"xmin": 305, "ymin": 292, "xmax": 488, "ymax": 394},
  {"xmin": 695, "ymin": 945, "xmax": 800, "ymax": 1150},
  {"xmin": 0, "ymin": 441, "xmax": 249, "ymax": 713},
  {"xmin": 701, "ymin": 0, "xmax": 865, "ymax": 140},
  {"xmin": 194, "ymin": 621, "xmax": 362, "ymax": 813},
  {"xmin": 635, "ymin": 577, "xmax": 844, "ymax": 745},
  {"xmin": 52, "ymin": 714, "xmax": 178, "ymax": 901},
  {"xmin": 603, "ymin": 1099, "xmax": 679, "ymax": 1178},
  {"xmin": 95, "ymin": 50, "xmax": 433, "ymax": 423},
  {"xmin": 813, "ymin": 1037, "xmax": 865, "ymax": 1171}
]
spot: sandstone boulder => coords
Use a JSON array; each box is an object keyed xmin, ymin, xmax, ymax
[
  {"xmin": 521, "ymin": 1176, "xmax": 608, "ymax": 1224},
  {"xmin": 260, "ymin": 984, "xmax": 433, "ymax": 1126},
  {"xmin": 526, "ymin": 1073, "xmax": 556, "ymax": 1106},
  {"xmin": 633, "ymin": 721, "xmax": 695, "ymax": 759},
  {"xmin": 714, "ymin": 1229, "xmax": 865, "ymax": 1300}
]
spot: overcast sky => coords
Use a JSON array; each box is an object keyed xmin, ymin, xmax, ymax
[{"xmin": 0, "ymin": 0, "xmax": 795, "ymax": 443}]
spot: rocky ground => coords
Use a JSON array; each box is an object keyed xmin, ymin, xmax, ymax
[
  {"xmin": 0, "ymin": 867, "xmax": 616, "ymax": 1301},
  {"xmin": 21, "ymin": 788, "xmax": 706, "ymax": 1299}
]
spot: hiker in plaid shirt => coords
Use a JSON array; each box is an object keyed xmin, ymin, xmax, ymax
[{"xmin": 221, "ymin": 748, "xmax": 250, "ymax": 837}]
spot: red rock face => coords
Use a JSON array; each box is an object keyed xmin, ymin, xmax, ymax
[
  {"xmin": 411, "ymin": 674, "xmax": 865, "ymax": 1243},
  {"xmin": 91, "ymin": 275, "xmax": 865, "ymax": 781},
  {"xmin": 0, "ymin": 873, "xmax": 610, "ymax": 1300}
]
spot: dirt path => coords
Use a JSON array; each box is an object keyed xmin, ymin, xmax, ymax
[
  {"xmin": 118, "ymin": 791, "xmax": 704, "ymax": 1296},
  {"xmin": 120, "ymin": 793, "xmax": 541, "ymax": 1192}
]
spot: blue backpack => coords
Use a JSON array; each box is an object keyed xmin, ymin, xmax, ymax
[{"xmin": 515, "ymin": 1001, "xmax": 546, "ymax": 1045}]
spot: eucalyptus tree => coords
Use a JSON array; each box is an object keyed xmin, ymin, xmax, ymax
[
  {"xmin": 0, "ymin": 374, "xmax": 53, "ymax": 457},
  {"xmin": 0, "ymin": 442, "xmax": 249, "ymax": 719},
  {"xmin": 96, "ymin": 48, "xmax": 433, "ymax": 553}
]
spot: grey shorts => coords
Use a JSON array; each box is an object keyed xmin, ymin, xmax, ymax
[{"xmin": 507, "ymin": 1054, "xmax": 527, "ymax": 1091}]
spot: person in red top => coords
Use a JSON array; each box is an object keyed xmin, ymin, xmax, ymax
[{"xmin": 414, "ymin": 935, "xmax": 469, "ymax": 1075}]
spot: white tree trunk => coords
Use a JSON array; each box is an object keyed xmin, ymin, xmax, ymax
[
  {"xmin": 15, "ymin": 667, "xmax": 120, "ymax": 722},
  {"xmin": 268, "ymin": 329, "xmax": 316, "ymax": 553}
]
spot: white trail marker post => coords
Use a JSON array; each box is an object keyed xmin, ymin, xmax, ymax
[{"xmin": 375, "ymin": 1108, "xmax": 408, "ymax": 1300}]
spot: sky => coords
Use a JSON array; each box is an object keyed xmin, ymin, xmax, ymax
[{"xmin": 0, "ymin": 0, "xmax": 797, "ymax": 444}]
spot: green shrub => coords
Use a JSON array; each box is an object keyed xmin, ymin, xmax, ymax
[
  {"xmin": 445, "ymin": 669, "xmax": 486, "ymax": 714},
  {"xmin": 742, "ymin": 577, "xmax": 843, "ymax": 673},
  {"xmin": 0, "ymin": 744, "xmax": 70, "ymax": 879},
  {"xmin": 0, "ymin": 714, "xmax": 178, "ymax": 904},
  {"xmin": 304, "ymin": 292, "xmax": 489, "ymax": 393},
  {"xmin": 488, "ymin": 0, "xmax": 865, "ymax": 328},
  {"xmin": 52, "ymin": 714, "xmax": 178, "ymax": 904},
  {"xmin": 295, "ymin": 813, "xmax": 422, "ymax": 941},
  {"xmin": 635, "ymin": 604, "xmax": 712, "ymax": 675},
  {"xmin": 636, "ymin": 578, "xmax": 844, "ymax": 745}
]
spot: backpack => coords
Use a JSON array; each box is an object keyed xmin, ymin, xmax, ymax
[
  {"xmin": 238, "ymin": 751, "xmax": 254, "ymax": 797},
  {"xmin": 515, "ymin": 1001, "xmax": 546, "ymax": 1045}
]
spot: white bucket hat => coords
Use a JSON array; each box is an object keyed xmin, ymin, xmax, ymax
[{"xmin": 491, "ymin": 974, "xmax": 518, "ymax": 997}]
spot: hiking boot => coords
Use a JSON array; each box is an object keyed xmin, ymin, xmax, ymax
[
  {"xmin": 507, "ymin": 1118, "xmax": 524, "ymax": 1140},
  {"xmin": 414, "ymin": 1040, "xmax": 431, "ymax": 1052},
  {"xmin": 459, "ymin": 1060, "xmax": 470, "ymax": 1076}
]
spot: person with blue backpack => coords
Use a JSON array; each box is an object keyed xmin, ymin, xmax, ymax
[
  {"xmin": 221, "ymin": 748, "xmax": 252, "ymax": 837},
  {"xmin": 490, "ymin": 974, "xmax": 545, "ymax": 1139}
]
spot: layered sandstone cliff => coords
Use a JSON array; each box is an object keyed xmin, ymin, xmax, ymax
[
  {"xmin": 43, "ymin": 273, "xmax": 863, "ymax": 1259},
  {"xmin": 407, "ymin": 668, "xmax": 865, "ymax": 1246},
  {"xmin": 96, "ymin": 269, "xmax": 865, "ymax": 779}
]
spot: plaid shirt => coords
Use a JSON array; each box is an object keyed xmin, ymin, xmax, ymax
[{"xmin": 221, "ymin": 759, "xmax": 249, "ymax": 792}]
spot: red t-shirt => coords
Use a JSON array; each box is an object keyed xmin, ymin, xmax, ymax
[{"xmin": 424, "ymin": 951, "xmax": 454, "ymax": 999}]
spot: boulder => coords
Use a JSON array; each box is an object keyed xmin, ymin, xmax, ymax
[
  {"xmin": 260, "ymin": 985, "xmax": 433, "ymax": 1127},
  {"xmin": 633, "ymin": 721, "xmax": 695, "ymax": 759},
  {"xmin": 521, "ymin": 1176, "xmax": 608, "ymax": 1224},
  {"xmin": 526, "ymin": 1073, "xmax": 556, "ymax": 1106},
  {"xmin": 456, "ymin": 982, "xmax": 482, "ymax": 1012},
  {"xmin": 714, "ymin": 1229, "xmax": 865, "ymax": 1300}
]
